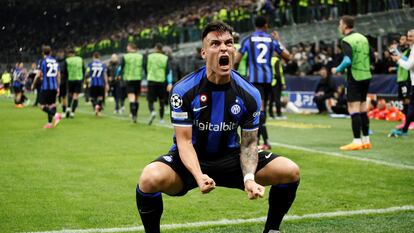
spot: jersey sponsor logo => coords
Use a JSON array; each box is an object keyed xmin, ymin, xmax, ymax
[
  {"xmin": 195, "ymin": 120, "xmax": 238, "ymax": 132},
  {"xmin": 253, "ymin": 111, "xmax": 260, "ymax": 117},
  {"xmin": 193, "ymin": 105, "xmax": 208, "ymax": 112},
  {"xmin": 251, "ymin": 36, "xmax": 272, "ymax": 43},
  {"xmin": 230, "ymin": 104, "xmax": 241, "ymax": 115},
  {"xmin": 163, "ymin": 155, "xmax": 173, "ymax": 163},
  {"xmin": 171, "ymin": 111, "xmax": 188, "ymax": 119},
  {"xmin": 170, "ymin": 94, "xmax": 183, "ymax": 109}
]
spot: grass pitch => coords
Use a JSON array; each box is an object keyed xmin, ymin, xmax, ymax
[{"xmin": 0, "ymin": 95, "xmax": 413, "ymax": 233}]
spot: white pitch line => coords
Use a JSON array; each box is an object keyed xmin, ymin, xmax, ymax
[
  {"xmin": 269, "ymin": 141, "xmax": 414, "ymax": 170},
  {"xmin": 77, "ymin": 109, "xmax": 414, "ymax": 170},
  {"xmin": 26, "ymin": 205, "xmax": 414, "ymax": 233}
]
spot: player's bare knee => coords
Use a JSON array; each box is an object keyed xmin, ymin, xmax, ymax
[
  {"xmin": 287, "ymin": 162, "xmax": 300, "ymax": 182},
  {"xmin": 138, "ymin": 163, "xmax": 165, "ymax": 193}
]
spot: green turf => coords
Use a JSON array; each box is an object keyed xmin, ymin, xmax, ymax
[{"xmin": 0, "ymin": 95, "xmax": 413, "ymax": 233}]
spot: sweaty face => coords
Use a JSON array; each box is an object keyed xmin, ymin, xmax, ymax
[{"xmin": 202, "ymin": 31, "xmax": 235, "ymax": 78}]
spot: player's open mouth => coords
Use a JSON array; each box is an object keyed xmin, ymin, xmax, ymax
[{"xmin": 219, "ymin": 55, "xmax": 230, "ymax": 67}]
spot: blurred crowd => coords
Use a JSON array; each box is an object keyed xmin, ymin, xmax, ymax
[{"xmin": 1, "ymin": 0, "xmax": 412, "ymax": 63}]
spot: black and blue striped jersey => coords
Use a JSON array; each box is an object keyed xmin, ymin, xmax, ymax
[
  {"xmin": 38, "ymin": 56, "xmax": 60, "ymax": 91},
  {"xmin": 239, "ymin": 31, "xmax": 285, "ymax": 84},
  {"xmin": 169, "ymin": 66, "xmax": 261, "ymax": 160},
  {"xmin": 12, "ymin": 68, "xmax": 25, "ymax": 88},
  {"xmin": 88, "ymin": 60, "xmax": 106, "ymax": 87}
]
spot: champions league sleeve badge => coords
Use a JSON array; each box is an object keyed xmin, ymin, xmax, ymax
[{"xmin": 170, "ymin": 94, "xmax": 183, "ymax": 109}]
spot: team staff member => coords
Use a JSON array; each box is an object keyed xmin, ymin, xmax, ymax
[
  {"xmin": 332, "ymin": 15, "xmax": 374, "ymax": 150},
  {"xmin": 32, "ymin": 45, "xmax": 61, "ymax": 128},
  {"xmin": 389, "ymin": 29, "xmax": 414, "ymax": 137},
  {"xmin": 395, "ymin": 34, "xmax": 411, "ymax": 118},
  {"xmin": 269, "ymin": 55, "xmax": 287, "ymax": 119},
  {"xmin": 64, "ymin": 48, "xmax": 85, "ymax": 118},
  {"xmin": 87, "ymin": 52, "xmax": 108, "ymax": 116},
  {"xmin": 119, "ymin": 43, "xmax": 143, "ymax": 123},
  {"xmin": 146, "ymin": 43, "xmax": 172, "ymax": 125},
  {"xmin": 235, "ymin": 16, "xmax": 291, "ymax": 150},
  {"xmin": 136, "ymin": 21, "xmax": 300, "ymax": 233}
]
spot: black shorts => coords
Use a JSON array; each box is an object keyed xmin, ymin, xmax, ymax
[
  {"xmin": 398, "ymin": 80, "xmax": 411, "ymax": 100},
  {"xmin": 253, "ymin": 83, "xmax": 271, "ymax": 104},
  {"xmin": 126, "ymin": 80, "xmax": 141, "ymax": 95},
  {"xmin": 68, "ymin": 81, "xmax": 83, "ymax": 93},
  {"xmin": 4, "ymin": 83, "xmax": 10, "ymax": 89},
  {"xmin": 147, "ymin": 81, "xmax": 165, "ymax": 102},
  {"xmin": 59, "ymin": 81, "xmax": 67, "ymax": 97},
  {"xmin": 13, "ymin": 85, "xmax": 23, "ymax": 93},
  {"xmin": 90, "ymin": 86, "xmax": 105, "ymax": 98},
  {"xmin": 153, "ymin": 150, "xmax": 279, "ymax": 196},
  {"xmin": 346, "ymin": 79, "xmax": 370, "ymax": 102},
  {"xmin": 39, "ymin": 90, "xmax": 57, "ymax": 105}
]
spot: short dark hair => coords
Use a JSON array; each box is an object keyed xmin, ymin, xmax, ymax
[
  {"xmin": 155, "ymin": 43, "xmax": 163, "ymax": 50},
  {"xmin": 127, "ymin": 42, "xmax": 137, "ymax": 50},
  {"xmin": 67, "ymin": 47, "xmax": 75, "ymax": 54},
  {"xmin": 93, "ymin": 52, "xmax": 100, "ymax": 58},
  {"xmin": 341, "ymin": 15, "xmax": 354, "ymax": 29},
  {"xmin": 255, "ymin": 16, "xmax": 267, "ymax": 28},
  {"xmin": 42, "ymin": 45, "xmax": 52, "ymax": 55},
  {"xmin": 201, "ymin": 21, "xmax": 233, "ymax": 41}
]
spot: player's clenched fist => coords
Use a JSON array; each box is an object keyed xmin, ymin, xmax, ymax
[
  {"xmin": 197, "ymin": 174, "xmax": 216, "ymax": 194},
  {"xmin": 244, "ymin": 180, "xmax": 265, "ymax": 200}
]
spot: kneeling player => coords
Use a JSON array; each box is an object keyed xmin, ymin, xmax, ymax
[{"xmin": 135, "ymin": 22, "xmax": 300, "ymax": 233}]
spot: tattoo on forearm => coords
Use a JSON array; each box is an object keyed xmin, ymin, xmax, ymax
[{"xmin": 240, "ymin": 130, "xmax": 258, "ymax": 177}]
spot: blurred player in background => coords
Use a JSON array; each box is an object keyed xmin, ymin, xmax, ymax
[
  {"xmin": 12, "ymin": 62, "xmax": 28, "ymax": 108},
  {"xmin": 32, "ymin": 45, "xmax": 61, "ymax": 128},
  {"xmin": 87, "ymin": 52, "xmax": 108, "ymax": 117},
  {"xmin": 235, "ymin": 15, "xmax": 291, "ymax": 150},
  {"xmin": 118, "ymin": 43, "xmax": 143, "ymax": 123},
  {"xmin": 64, "ymin": 48, "xmax": 85, "ymax": 118},
  {"xmin": 146, "ymin": 43, "xmax": 172, "ymax": 125},
  {"xmin": 107, "ymin": 54, "xmax": 126, "ymax": 114},
  {"xmin": 56, "ymin": 49, "xmax": 68, "ymax": 117}
]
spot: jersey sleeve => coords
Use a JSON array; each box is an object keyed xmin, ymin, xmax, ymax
[
  {"xmin": 239, "ymin": 37, "xmax": 249, "ymax": 55},
  {"xmin": 170, "ymin": 86, "xmax": 193, "ymax": 127},
  {"xmin": 273, "ymin": 40, "xmax": 285, "ymax": 55},
  {"xmin": 241, "ymin": 89, "xmax": 261, "ymax": 131}
]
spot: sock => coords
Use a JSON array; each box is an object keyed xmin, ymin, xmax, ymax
[
  {"xmin": 68, "ymin": 96, "xmax": 73, "ymax": 110},
  {"xmin": 130, "ymin": 102, "xmax": 137, "ymax": 117},
  {"xmin": 72, "ymin": 100, "xmax": 78, "ymax": 113},
  {"xmin": 351, "ymin": 112, "xmax": 362, "ymax": 139},
  {"xmin": 43, "ymin": 106, "xmax": 52, "ymax": 123},
  {"xmin": 159, "ymin": 101, "xmax": 164, "ymax": 120},
  {"xmin": 260, "ymin": 111, "xmax": 269, "ymax": 145},
  {"xmin": 148, "ymin": 101, "xmax": 155, "ymax": 113},
  {"xmin": 362, "ymin": 135, "xmax": 370, "ymax": 144},
  {"xmin": 352, "ymin": 138, "xmax": 362, "ymax": 144},
  {"xmin": 98, "ymin": 100, "xmax": 103, "ymax": 111},
  {"xmin": 62, "ymin": 105, "xmax": 66, "ymax": 113},
  {"xmin": 50, "ymin": 106, "xmax": 56, "ymax": 117},
  {"xmin": 264, "ymin": 181, "xmax": 300, "ymax": 232},
  {"xmin": 91, "ymin": 99, "xmax": 97, "ymax": 109},
  {"xmin": 402, "ymin": 103, "xmax": 408, "ymax": 116},
  {"xmin": 136, "ymin": 186, "xmax": 163, "ymax": 233},
  {"xmin": 402, "ymin": 103, "xmax": 414, "ymax": 133},
  {"xmin": 360, "ymin": 112, "xmax": 370, "ymax": 136}
]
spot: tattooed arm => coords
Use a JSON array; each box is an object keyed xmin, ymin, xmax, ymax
[{"xmin": 240, "ymin": 129, "xmax": 265, "ymax": 199}]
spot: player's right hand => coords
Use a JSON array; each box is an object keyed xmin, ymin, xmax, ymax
[{"xmin": 197, "ymin": 174, "xmax": 216, "ymax": 194}]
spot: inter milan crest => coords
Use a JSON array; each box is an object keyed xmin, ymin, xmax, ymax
[
  {"xmin": 231, "ymin": 104, "xmax": 241, "ymax": 115},
  {"xmin": 200, "ymin": 94, "xmax": 208, "ymax": 103},
  {"xmin": 170, "ymin": 94, "xmax": 183, "ymax": 109}
]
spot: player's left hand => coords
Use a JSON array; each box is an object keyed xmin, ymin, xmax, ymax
[{"xmin": 244, "ymin": 180, "xmax": 265, "ymax": 200}]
